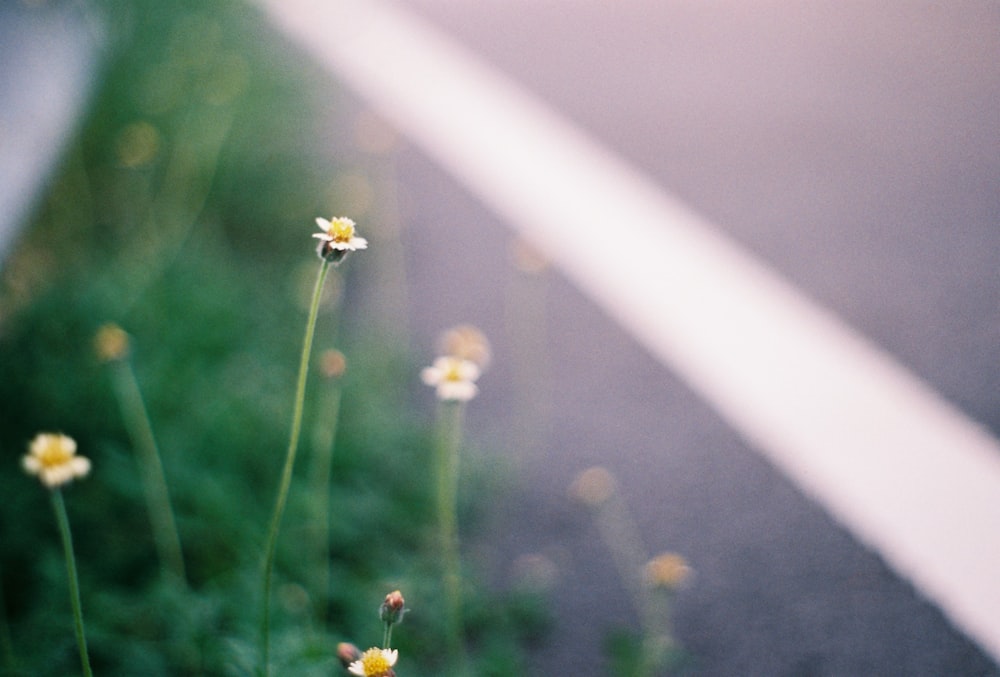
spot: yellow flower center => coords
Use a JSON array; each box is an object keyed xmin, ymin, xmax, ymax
[
  {"xmin": 329, "ymin": 218, "xmax": 355, "ymax": 243},
  {"xmin": 443, "ymin": 360, "xmax": 465, "ymax": 382},
  {"xmin": 36, "ymin": 436, "xmax": 74, "ymax": 468},
  {"xmin": 360, "ymin": 652, "xmax": 391, "ymax": 675}
]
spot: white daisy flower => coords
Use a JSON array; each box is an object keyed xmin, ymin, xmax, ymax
[
  {"xmin": 347, "ymin": 647, "xmax": 398, "ymax": 677},
  {"xmin": 421, "ymin": 356, "xmax": 481, "ymax": 402},
  {"xmin": 23, "ymin": 433, "xmax": 91, "ymax": 489},
  {"xmin": 313, "ymin": 216, "xmax": 368, "ymax": 263}
]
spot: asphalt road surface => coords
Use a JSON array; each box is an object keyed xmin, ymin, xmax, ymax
[{"xmin": 310, "ymin": 1, "xmax": 1000, "ymax": 675}]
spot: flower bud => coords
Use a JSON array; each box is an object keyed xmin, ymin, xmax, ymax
[
  {"xmin": 568, "ymin": 466, "xmax": 617, "ymax": 507},
  {"xmin": 94, "ymin": 323, "xmax": 130, "ymax": 362},
  {"xmin": 643, "ymin": 552, "xmax": 693, "ymax": 590},
  {"xmin": 438, "ymin": 324, "xmax": 491, "ymax": 370},
  {"xmin": 319, "ymin": 349, "xmax": 347, "ymax": 379},
  {"xmin": 336, "ymin": 642, "xmax": 362, "ymax": 668},
  {"xmin": 379, "ymin": 589, "xmax": 406, "ymax": 625}
]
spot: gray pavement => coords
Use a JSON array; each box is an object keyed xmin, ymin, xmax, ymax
[
  {"xmin": 334, "ymin": 1, "xmax": 1000, "ymax": 674},
  {"xmin": 383, "ymin": 144, "xmax": 999, "ymax": 676}
]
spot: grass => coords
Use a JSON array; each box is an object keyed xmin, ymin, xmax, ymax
[{"xmin": 0, "ymin": 1, "xmax": 545, "ymax": 674}]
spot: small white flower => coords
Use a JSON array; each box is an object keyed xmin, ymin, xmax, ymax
[
  {"xmin": 23, "ymin": 433, "xmax": 91, "ymax": 489},
  {"xmin": 347, "ymin": 647, "xmax": 398, "ymax": 676},
  {"xmin": 313, "ymin": 216, "xmax": 367, "ymax": 263},
  {"xmin": 421, "ymin": 356, "xmax": 481, "ymax": 402}
]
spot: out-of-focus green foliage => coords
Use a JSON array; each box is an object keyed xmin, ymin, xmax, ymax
[{"xmin": 0, "ymin": 1, "xmax": 545, "ymax": 675}]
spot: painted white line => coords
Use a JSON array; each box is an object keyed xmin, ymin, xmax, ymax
[{"xmin": 262, "ymin": 0, "xmax": 1000, "ymax": 664}]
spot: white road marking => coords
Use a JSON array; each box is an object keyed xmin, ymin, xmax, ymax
[{"xmin": 263, "ymin": 0, "xmax": 1000, "ymax": 664}]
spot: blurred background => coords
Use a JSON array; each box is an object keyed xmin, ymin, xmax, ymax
[{"xmin": 2, "ymin": 0, "xmax": 999, "ymax": 675}]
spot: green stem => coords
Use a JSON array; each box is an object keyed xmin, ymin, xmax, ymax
[
  {"xmin": 434, "ymin": 400, "xmax": 466, "ymax": 667},
  {"xmin": 382, "ymin": 621, "xmax": 393, "ymax": 650},
  {"xmin": 308, "ymin": 384, "xmax": 341, "ymax": 626},
  {"xmin": 51, "ymin": 490, "xmax": 93, "ymax": 677},
  {"xmin": 260, "ymin": 260, "xmax": 330, "ymax": 676},
  {"xmin": 591, "ymin": 493, "xmax": 664, "ymax": 676},
  {"xmin": 111, "ymin": 360, "xmax": 186, "ymax": 583}
]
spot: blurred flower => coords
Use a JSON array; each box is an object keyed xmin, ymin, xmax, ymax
[
  {"xmin": 438, "ymin": 324, "xmax": 491, "ymax": 370},
  {"xmin": 314, "ymin": 216, "xmax": 367, "ymax": 264},
  {"xmin": 421, "ymin": 356, "xmax": 480, "ymax": 402},
  {"xmin": 94, "ymin": 323, "xmax": 131, "ymax": 362},
  {"xmin": 23, "ymin": 433, "xmax": 91, "ymax": 489},
  {"xmin": 643, "ymin": 552, "xmax": 693, "ymax": 590},
  {"xmin": 380, "ymin": 589, "xmax": 407, "ymax": 625},
  {"xmin": 115, "ymin": 121, "xmax": 161, "ymax": 168},
  {"xmin": 347, "ymin": 647, "xmax": 398, "ymax": 677},
  {"xmin": 336, "ymin": 642, "xmax": 362, "ymax": 668},
  {"xmin": 568, "ymin": 466, "xmax": 617, "ymax": 507},
  {"xmin": 319, "ymin": 349, "xmax": 347, "ymax": 379}
]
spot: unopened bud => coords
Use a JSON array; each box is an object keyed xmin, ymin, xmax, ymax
[
  {"xmin": 438, "ymin": 324, "xmax": 491, "ymax": 370},
  {"xmin": 336, "ymin": 642, "xmax": 362, "ymax": 668},
  {"xmin": 379, "ymin": 589, "xmax": 406, "ymax": 625},
  {"xmin": 319, "ymin": 349, "xmax": 347, "ymax": 379},
  {"xmin": 568, "ymin": 466, "xmax": 617, "ymax": 507},
  {"xmin": 643, "ymin": 552, "xmax": 693, "ymax": 590},
  {"xmin": 94, "ymin": 323, "xmax": 130, "ymax": 362}
]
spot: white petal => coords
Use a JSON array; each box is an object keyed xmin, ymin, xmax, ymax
[
  {"xmin": 456, "ymin": 360, "xmax": 481, "ymax": 381},
  {"xmin": 42, "ymin": 466, "xmax": 71, "ymax": 488},
  {"xmin": 70, "ymin": 457, "xmax": 91, "ymax": 479},
  {"xmin": 438, "ymin": 380, "xmax": 477, "ymax": 401}
]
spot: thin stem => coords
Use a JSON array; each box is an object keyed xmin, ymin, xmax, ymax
[
  {"xmin": 51, "ymin": 490, "xmax": 93, "ymax": 677},
  {"xmin": 260, "ymin": 259, "xmax": 330, "ymax": 676},
  {"xmin": 308, "ymin": 383, "xmax": 341, "ymax": 626},
  {"xmin": 434, "ymin": 400, "xmax": 466, "ymax": 667},
  {"xmin": 591, "ymin": 493, "xmax": 665, "ymax": 676},
  {"xmin": 110, "ymin": 359, "xmax": 186, "ymax": 583},
  {"xmin": 382, "ymin": 621, "xmax": 393, "ymax": 650}
]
